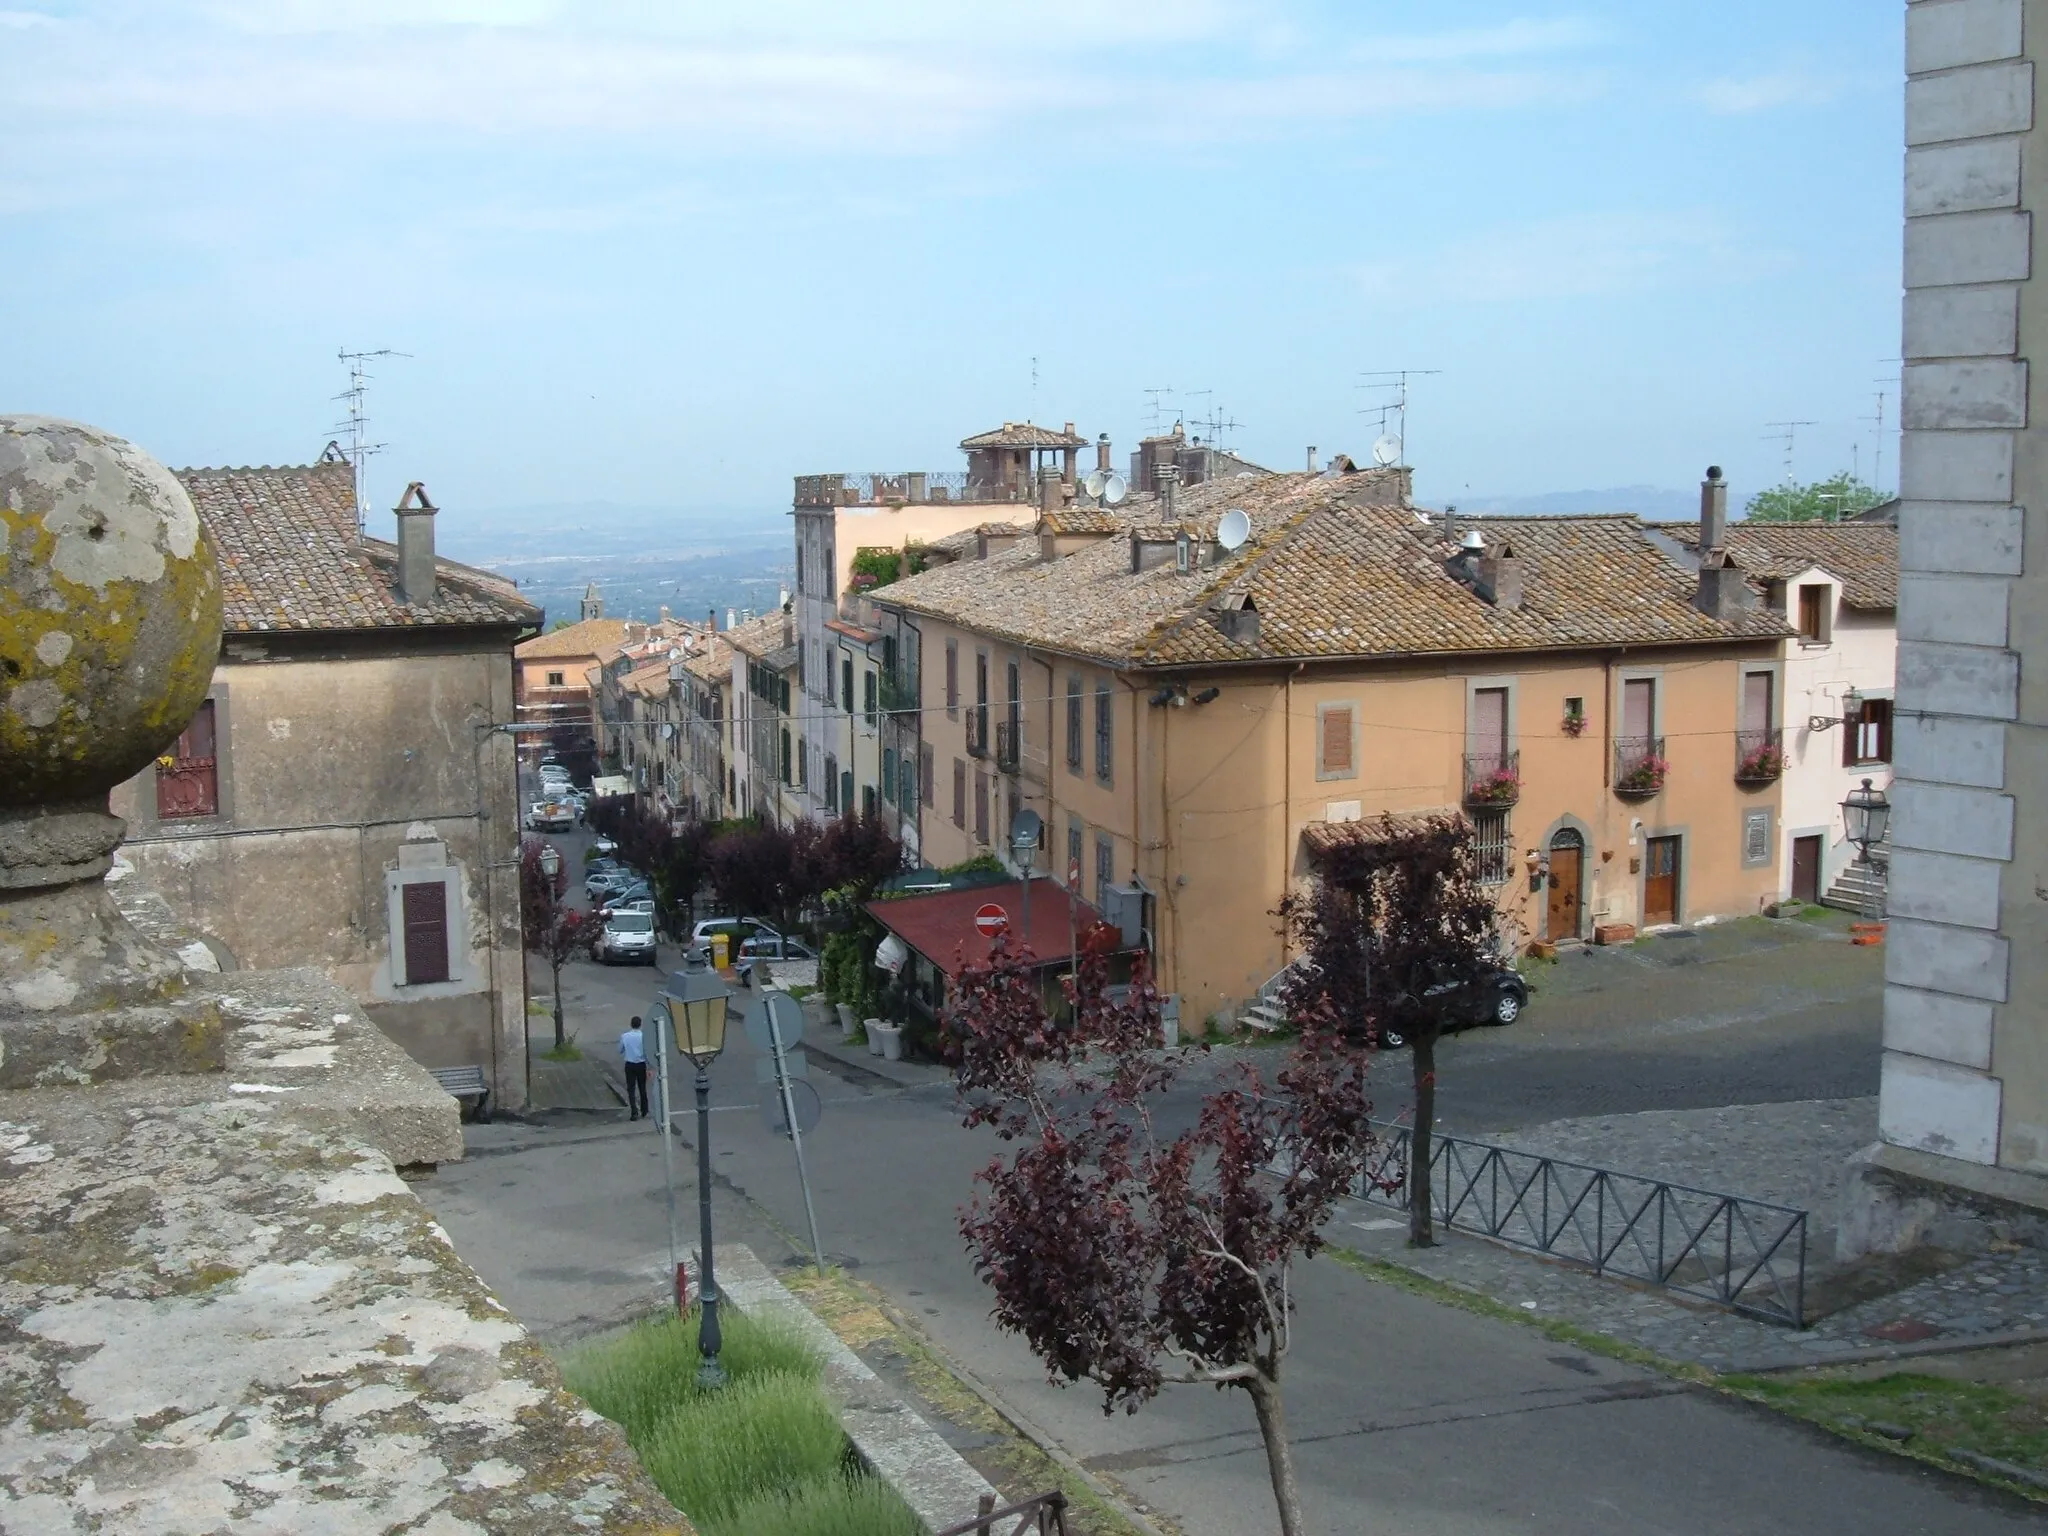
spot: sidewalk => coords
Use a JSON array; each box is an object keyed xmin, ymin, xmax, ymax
[
  {"xmin": 1340, "ymin": 1097, "xmax": 2048, "ymax": 1374},
  {"xmin": 524, "ymin": 1029, "xmax": 625, "ymax": 1112}
]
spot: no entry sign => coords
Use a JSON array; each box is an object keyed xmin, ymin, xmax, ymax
[{"xmin": 974, "ymin": 903, "xmax": 1009, "ymax": 938}]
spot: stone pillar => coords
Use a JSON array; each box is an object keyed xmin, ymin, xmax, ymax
[
  {"xmin": 1848, "ymin": 1, "xmax": 2048, "ymax": 1252},
  {"xmin": 0, "ymin": 415, "xmax": 227, "ymax": 1082}
]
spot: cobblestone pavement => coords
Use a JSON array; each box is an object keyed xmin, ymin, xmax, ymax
[{"xmin": 1337, "ymin": 1097, "xmax": 2048, "ymax": 1373}]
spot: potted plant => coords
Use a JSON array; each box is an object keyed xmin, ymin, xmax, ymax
[
  {"xmin": 1615, "ymin": 754, "xmax": 1670, "ymax": 796},
  {"xmin": 1736, "ymin": 743, "xmax": 1786, "ymax": 782},
  {"xmin": 1465, "ymin": 765, "xmax": 1521, "ymax": 806},
  {"xmin": 870, "ymin": 1020, "xmax": 904, "ymax": 1062},
  {"xmin": 1561, "ymin": 709, "xmax": 1588, "ymax": 738},
  {"xmin": 864, "ymin": 1018, "xmax": 886, "ymax": 1056}
]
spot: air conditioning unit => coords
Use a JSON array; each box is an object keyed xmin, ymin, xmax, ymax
[{"xmin": 1104, "ymin": 882, "xmax": 1147, "ymax": 949}]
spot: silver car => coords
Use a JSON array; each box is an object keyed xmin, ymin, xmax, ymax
[{"xmin": 595, "ymin": 910, "xmax": 658, "ymax": 966}]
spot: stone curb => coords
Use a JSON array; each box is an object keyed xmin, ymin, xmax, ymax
[
  {"xmin": 1723, "ymin": 1325, "xmax": 2048, "ymax": 1375},
  {"xmin": 716, "ymin": 1245, "xmax": 1000, "ymax": 1534}
]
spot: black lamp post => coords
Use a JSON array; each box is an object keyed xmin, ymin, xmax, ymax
[
  {"xmin": 1841, "ymin": 777, "xmax": 1891, "ymax": 920},
  {"xmin": 662, "ymin": 968, "xmax": 734, "ymax": 1387}
]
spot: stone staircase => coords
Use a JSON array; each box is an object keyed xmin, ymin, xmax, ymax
[
  {"xmin": 1238, "ymin": 962, "xmax": 1302, "ymax": 1033},
  {"xmin": 1823, "ymin": 855, "xmax": 1888, "ymax": 916}
]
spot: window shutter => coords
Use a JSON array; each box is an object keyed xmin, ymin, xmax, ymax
[
  {"xmin": 1874, "ymin": 698, "xmax": 1893, "ymax": 764},
  {"xmin": 156, "ymin": 699, "xmax": 220, "ymax": 819},
  {"xmin": 920, "ymin": 743, "xmax": 935, "ymax": 806},
  {"xmin": 1622, "ymin": 679, "xmax": 1654, "ymax": 741},
  {"xmin": 1320, "ymin": 706, "xmax": 1354, "ymax": 776},
  {"xmin": 401, "ymin": 882, "xmax": 450, "ymax": 985},
  {"xmin": 952, "ymin": 759, "xmax": 966, "ymax": 827}
]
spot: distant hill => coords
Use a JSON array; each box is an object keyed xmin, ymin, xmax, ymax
[{"xmin": 1449, "ymin": 486, "xmax": 1703, "ymax": 523}]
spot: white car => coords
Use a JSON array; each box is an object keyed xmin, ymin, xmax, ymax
[
  {"xmin": 595, "ymin": 910, "xmax": 658, "ymax": 966},
  {"xmin": 525, "ymin": 801, "xmax": 576, "ymax": 832}
]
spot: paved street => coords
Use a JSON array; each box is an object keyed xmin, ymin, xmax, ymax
[{"xmin": 424, "ymin": 848, "xmax": 2035, "ymax": 1533}]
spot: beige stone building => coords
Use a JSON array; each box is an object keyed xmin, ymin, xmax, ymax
[
  {"xmin": 1853, "ymin": 0, "xmax": 2048, "ymax": 1245},
  {"xmin": 109, "ymin": 460, "xmax": 542, "ymax": 1109},
  {"xmin": 510, "ymin": 587, "xmax": 628, "ymax": 771},
  {"xmin": 872, "ymin": 467, "xmax": 1793, "ymax": 1030}
]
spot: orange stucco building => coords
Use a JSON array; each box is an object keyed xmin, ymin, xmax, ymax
[{"xmin": 869, "ymin": 466, "xmax": 1795, "ymax": 1032}]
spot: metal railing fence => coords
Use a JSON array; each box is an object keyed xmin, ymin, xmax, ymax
[{"xmin": 1359, "ymin": 1124, "xmax": 1808, "ymax": 1326}]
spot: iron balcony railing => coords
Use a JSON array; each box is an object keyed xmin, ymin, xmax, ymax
[
  {"xmin": 1735, "ymin": 727, "xmax": 1786, "ymax": 783},
  {"xmin": 794, "ymin": 471, "xmax": 1034, "ymax": 508},
  {"xmin": 1359, "ymin": 1123, "xmax": 1807, "ymax": 1326},
  {"xmin": 966, "ymin": 707, "xmax": 990, "ymax": 758},
  {"xmin": 1613, "ymin": 734, "xmax": 1668, "ymax": 797},
  {"xmin": 995, "ymin": 720, "xmax": 1022, "ymax": 774},
  {"xmin": 1462, "ymin": 748, "xmax": 1520, "ymax": 806}
]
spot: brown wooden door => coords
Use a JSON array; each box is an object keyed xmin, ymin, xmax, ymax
[
  {"xmin": 1547, "ymin": 844, "xmax": 1583, "ymax": 940},
  {"xmin": 1791, "ymin": 835, "xmax": 1823, "ymax": 904},
  {"xmin": 1644, "ymin": 836, "xmax": 1681, "ymax": 926}
]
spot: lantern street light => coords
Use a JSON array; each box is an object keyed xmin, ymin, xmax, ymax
[
  {"xmin": 1841, "ymin": 777, "xmax": 1891, "ymax": 920},
  {"xmin": 537, "ymin": 843, "xmax": 561, "ymax": 884},
  {"xmin": 1012, "ymin": 807, "xmax": 1043, "ymax": 940},
  {"xmin": 659, "ymin": 967, "xmax": 734, "ymax": 1387}
]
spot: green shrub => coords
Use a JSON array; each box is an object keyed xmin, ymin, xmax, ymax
[{"xmin": 636, "ymin": 1371, "xmax": 846, "ymax": 1526}]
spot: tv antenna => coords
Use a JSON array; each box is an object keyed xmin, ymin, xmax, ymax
[
  {"xmin": 1357, "ymin": 369, "xmax": 1441, "ymax": 467},
  {"xmin": 333, "ymin": 347, "xmax": 411, "ymax": 533},
  {"xmin": 1192, "ymin": 403, "xmax": 1242, "ymax": 448},
  {"xmin": 1868, "ymin": 370, "xmax": 1899, "ymax": 492},
  {"xmin": 1142, "ymin": 387, "xmax": 1175, "ymax": 433},
  {"xmin": 1763, "ymin": 420, "xmax": 1814, "ymax": 483}
]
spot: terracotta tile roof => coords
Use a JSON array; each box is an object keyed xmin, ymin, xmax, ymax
[
  {"xmin": 866, "ymin": 880, "xmax": 1118, "ymax": 977},
  {"xmin": 516, "ymin": 616, "xmax": 634, "ymax": 659},
  {"xmin": 681, "ymin": 637, "xmax": 731, "ymax": 685},
  {"xmin": 178, "ymin": 463, "xmax": 540, "ymax": 634},
  {"xmin": 1666, "ymin": 521, "xmax": 1898, "ymax": 610},
  {"xmin": 1300, "ymin": 810, "xmax": 1463, "ymax": 858},
  {"xmin": 875, "ymin": 473, "xmax": 1791, "ymax": 667},
  {"xmin": 959, "ymin": 422, "xmax": 1088, "ymax": 450},
  {"xmin": 723, "ymin": 610, "xmax": 793, "ymax": 660},
  {"xmin": 619, "ymin": 658, "xmax": 674, "ymax": 698},
  {"xmin": 1036, "ymin": 509, "xmax": 1125, "ymax": 536}
]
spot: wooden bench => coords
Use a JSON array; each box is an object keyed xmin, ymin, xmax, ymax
[{"xmin": 429, "ymin": 1065, "xmax": 491, "ymax": 1122}]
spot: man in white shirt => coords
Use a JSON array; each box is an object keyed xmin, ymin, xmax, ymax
[{"xmin": 619, "ymin": 1016, "xmax": 649, "ymax": 1121}]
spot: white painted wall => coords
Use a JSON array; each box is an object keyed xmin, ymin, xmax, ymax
[{"xmin": 1776, "ymin": 570, "xmax": 1897, "ymax": 897}]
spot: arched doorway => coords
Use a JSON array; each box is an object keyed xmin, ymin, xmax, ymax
[{"xmin": 1547, "ymin": 828, "xmax": 1585, "ymax": 941}]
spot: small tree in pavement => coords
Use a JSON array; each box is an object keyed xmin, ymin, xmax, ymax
[
  {"xmin": 1279, "ymin": 814, "xmax": 1507, "ymax": 1247},
  {"xmin": 952, "ymin": 938, "xmax": 1371, "ymax": 1536},
  {"xmin": 521, "ymin": 837, "xmax": 592, "ymax": 1051}
]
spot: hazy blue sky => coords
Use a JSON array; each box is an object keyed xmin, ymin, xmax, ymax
[{"xmin": 3, "ymin": 2, "xmax": 1903, "ymax": 528}]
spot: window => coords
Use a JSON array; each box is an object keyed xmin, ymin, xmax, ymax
[
  {"xmin": 1849, "ymin": 696, "xmax": 1893, "ymax": 766},
  {"xmin": 862, "ymin": 784, "xmax": 878, "ymax": 817},
  {"xmin": 1096, "ymin": 834, "xmax": 1115, "ymax": 909},
  {"xmin": 1317, "ymin": 702, "xmax": 1355, "ymax": 780},
  {"xmin": 975, "ymin": 653, "xmax": 990, "ymax": 755},
  {"xmin": 1066, "ymin": 676, "xmax": 1083, "ymax": 772},
  {"xmin": 546, "ymin": 670, "xmax": 565, "ymax": 687},
  {"xmin": 797, "ymin": 735, "xmax": 808, "ymax": 789},
  {"xmin": 864, "ymin": 670, "xmax": 878, "ymax": 727},
  {"xmin": 1564, "ymin": 695, "xmax": 1584, "ymax": 726},
  {"xmin": 400, "ymin": 881, "xmax": 450, "ymax": 985},
  {"xmin": 1471, "ymin": 687, "xmax": 1508, "ymax": 756},
  {"xmin": 1741, "ymin": 672, "xmax": 1774, "ymax": 735},
  {"xmin": 842, "ymin": 769, "xmax": 855, "ymax": 814},
  {"xmin": 1797, "ymin": 583, "xmax": 1829, "ymax": 642},
  {"xmin": 1622, "ymin": 677, "xmax": 1655, "ymax": 739},
  {"xmin": 919, "ymin": 744, "xmax": 934, "ymax": 807},
  {"xmin": 952, "ymin": 758, "xmax": 966, "ymax": 827},
  {"xmin": 899, "ymin": 752, "xmax": 916, "ymax": 811},
  {"xmin": 842, "ymin": 656, "xmax": 854, "ymax": 715},
  {"xmin": 973, "ymin": 769, "xmax": 989, "ymax": 844},
  {"xmin": 1006, "ymin": 660, "xmax": 1022, "ymax": 757},
  {"xmin": 825, "ymin": 754, "xmax": 839, "ymax": 810},
  {"xmin": 1094, "ymin": 683, "xmax": 1113, "ymax": 784},
  {"xmin": 156, "ymin": 699, "xmax": 219, "ymax": 819},
  {"xmin": 1068, "ymin": 821, "xmax": 1084, "ymax": 884},
  {"xmin": 779, "ymin": 728, "xmax": 792, "ymax": 784},
  {"xmin": 1472, "ymin": 810, "xmax": 1510, "ymax": 886},
  {"xmin": 946, "ymin": 640, "xmax": 959, "ymax": 716},
  {"xmin": 796, "ymin": 546, "xmax": 805, "ymax": 594},
  {"xmin": 882, "ymin": 746, "xmax": 898, "ymax": 804}
]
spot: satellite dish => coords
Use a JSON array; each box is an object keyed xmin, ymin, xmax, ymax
[
  {"xmin": 1101, "ymin": 472, "xmax": 1128, "ymax": 506},
  {"xmin": 1217, "ymin": 508, "xmax": 1251, "ymax": 551},
  {"xmin": 1084, "ymin": 469, "xmax": 1107, "ymax": 499},
  {"xmin": 1459, "ymin": 529, "xmax": 1486, "ymax": 552},
  {"xmin": 1371, "ymin": 435, "xmax": 1402, "ymax": 467},
  {"xmin": 661, "ymin": 722, "xmax": 676, "ymax": 740}
]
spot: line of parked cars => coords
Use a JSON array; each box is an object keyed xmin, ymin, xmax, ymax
[{"xmin": 525, "ymin": 759, "xmax": 587, "ymax": 832}]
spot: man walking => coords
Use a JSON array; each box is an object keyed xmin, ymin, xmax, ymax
[{"xmin": 619, "ymin": 1015, "xmax": 650, "ymax": 1121}]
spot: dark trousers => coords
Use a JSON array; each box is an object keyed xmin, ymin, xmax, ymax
[{"xmin": 624, "ymin": 1061, "xmax": 649, "ymax": 1117}]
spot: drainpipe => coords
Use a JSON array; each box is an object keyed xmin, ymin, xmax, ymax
[{"xmin": 1281, "ymin": 662, "xmax": 1305, "ymax": 967}]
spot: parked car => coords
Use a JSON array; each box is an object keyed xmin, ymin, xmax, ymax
[
  {"xmin": 594, "ymin": 909, "xmax": 658, "ymax": 966},
  {"xmin": 585, "ymin": 867, "xmax": 639, "ymax": 900},
  {"xmin": 590, "ymin": 835, "xmax": 615, "ymax": 855},
  {"xmin": 1374, "ymin": 964, "xmax": 1530, "ymax": 1050},
  {"xmin": 734, "ymin": 935, "xmax": 815, "ymax": 984},
  {"xmin": 683, "ymin": 916, "xmax": 781, "ymax": 971},
  {"xmin": 599, "ymin": 884, "xmax": 653, "ymax": 915}
]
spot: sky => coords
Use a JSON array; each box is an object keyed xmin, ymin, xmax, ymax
[{"xmin": 2, "ymin": 1, "xmax": 1905, "ymax": 532}]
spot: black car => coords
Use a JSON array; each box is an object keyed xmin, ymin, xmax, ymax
[{"xmin": 1376, "ymin": 964, "xmax": 1529, "ymax": 1050}]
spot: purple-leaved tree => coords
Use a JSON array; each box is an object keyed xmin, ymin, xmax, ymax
[{"xmin": 951, "ymin": 938, "xmax": 1372, "ymax": 1535}]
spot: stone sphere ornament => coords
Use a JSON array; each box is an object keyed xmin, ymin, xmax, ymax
[{"xmin": 0, "ymin": 415, "xmax": 223, "ymax": 807}]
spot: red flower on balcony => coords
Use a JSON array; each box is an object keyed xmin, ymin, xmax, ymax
[
  {"xmin": 1615, "ymin": 755, "xmax": 1670, "ymax": 796},
  {"xmin": 1465, "ymin": 766, "xmax": 1522, "ymax": 805}
]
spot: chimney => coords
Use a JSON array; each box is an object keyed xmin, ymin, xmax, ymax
[
  {"xmin": 1694, "ymin": 548, "xmax": 1755, "ymax": 620},
  {"xmin": 707, "ymin": 606, "xmax": 718, "ymax": 632},
  {"xmin": 1476, "ymin": 540, "xmax": 1524, "ymax": 611},
  {"xmin": 394, "ymin": 482, "xmax": 437, "ymax": 605},
  {"xmin": 1208, "ymin": 593, "xmax": 1260, "ymax": 647},
  {"xmin": 1038, "ymin": 468, "xmax": 1060, "ymax": 512},
  {"xmin": 783, "ymin": 616, "xmax": 793, "ymax": 648},
  {"xmin": 1307, "ymin": 446, "xmax": 1317, "ymax": 472},
  {"xmin": 727, "ymin": 607, "xmax": 738, "ymax": 629},
  {"xmin": 1097, "ymin": 433, "xmax": 1113, "ymax": 473},
  {"xmin": 1700, "ymin": 465, "xmax": 1728, "ymax": 551},
  {"xmin": 659, "ymin": 604, "xmax": 671, "ymax": 625},
  {"xmin": 1159, "ymin": 462, "xmax": 1180, "ymax": 522}
]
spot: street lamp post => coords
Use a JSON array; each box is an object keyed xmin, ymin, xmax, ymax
[
  {"xmin": 661, "ymin": 968, "xmax": 735, "ymax": 1388},
  {"xmin": 1841, "ymin": 777, "xmax": 1891, "ymax": 922},
  {"xmin": 1011, "ymin": 808, "xmax": 1043, "ymax": 943}
]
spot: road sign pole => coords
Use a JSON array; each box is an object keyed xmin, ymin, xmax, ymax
[
  {"xmin": 766, "ymin": 997, "xmax": 825, "ymax": 1273},
  {"xmin": 653, "ymin": 1003, "xmax": 683, "ymax": 1313}
]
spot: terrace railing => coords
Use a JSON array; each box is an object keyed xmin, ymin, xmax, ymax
[
  {"xmin": 1358, "ymin": 1123, "xmax": 1808, "ymax": 1326},
  {"xmin": 935, "ymin": 1491, "xmax": 1069, "ymax": 1536}
]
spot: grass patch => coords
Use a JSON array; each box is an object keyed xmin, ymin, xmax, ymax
[
  {"xmin": 560, "ymin": 1310, "xmax": 920, "ymax": 1536},
  {"xmin": 787, "ymin": 983, "xmax": 817, "ymax": 1000},
  {"xmin": 538, "ymin": 1042, "xmax": 583, "ymax": 1062},
  {"xmin": 1723, "ymin": 1370, "xmax": 2048, "ymax": 1496}
]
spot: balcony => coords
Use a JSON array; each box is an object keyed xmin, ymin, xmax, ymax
[
  {"xmin": 794, "ymin": 472, "xmax": 1034, "ymax": 509},
  {"xmin": 966, "ymin": 709, "xmax": 990, "ymax": 758},
  {"xmin": 1462, "ymin": 749, "xmax": 1521, "ymax": 807},
  {"xmin": 1735, "ymin": 728, "xmax": 1786, "ymax": 784},
  {"xmin": 1613, "ymin": 736, "xmax": 1669, "ymax": 798},
  {"xmin": 878, "ymin": 667, "xmax": 920, "ymax": 717},
  {"xmin": 995, "ymin": 720, "xmax": 1021, "ymax": 775}
]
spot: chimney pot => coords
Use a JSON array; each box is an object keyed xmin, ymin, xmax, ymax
[
  {"xmin": 1700, "ymin": 465, "xmax": 1730, "ymax": 552},
  {"xmin": 393, "ymin": 481, "xmax": 437, "ymax": 605},
  {"xmin": 1097, "ymin": 433, "xmax": 1112, "ymax": 473}
]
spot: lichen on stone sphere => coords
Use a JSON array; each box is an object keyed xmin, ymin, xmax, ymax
[{"xmin": 0, "ymin": 416, "xmax": 224, "ymax": 805}]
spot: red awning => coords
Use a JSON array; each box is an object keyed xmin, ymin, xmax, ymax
[{"xmin": 865, "ymin": 880, "xmax": 1117, "ymax": 979}]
